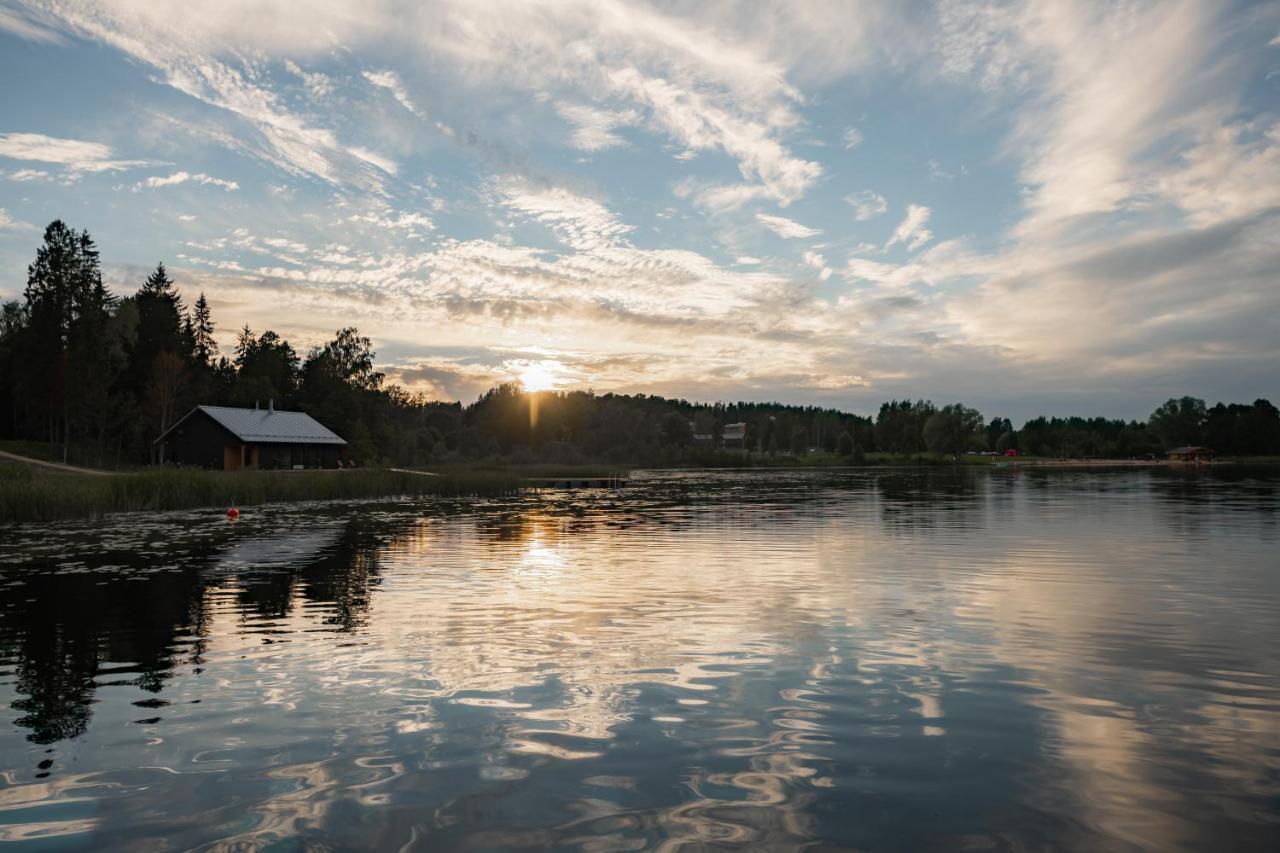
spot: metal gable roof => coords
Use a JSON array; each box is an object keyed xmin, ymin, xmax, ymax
[{"xmin": 172, "ymin": 405, "xmax": 347, "ymax": 445}]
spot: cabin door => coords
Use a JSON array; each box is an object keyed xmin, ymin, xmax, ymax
[{"xmin": 224, "ymin": 444, "xmax": 243, "ymax": 471}]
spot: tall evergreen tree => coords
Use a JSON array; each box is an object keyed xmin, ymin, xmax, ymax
[
  {"xmin": 191, "ymin": 293, "xmax": 217, "ymax": 365},
  {"xmin": 21, "ymin": 221, "xmax": 104, "ymax": 458}
]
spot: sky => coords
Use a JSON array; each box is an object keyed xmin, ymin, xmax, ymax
[{"xmin": 0, "ymin": 0, "xmax": 1277, "ymax": 421}]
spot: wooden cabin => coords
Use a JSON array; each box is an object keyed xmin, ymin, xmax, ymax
[
  {"xmin": 155, "ymin": 404, "xmax": 347, "ymax": 470},
  {"xmin": 721, "ymin": 422, "xmax": 748, "ymax": 449}
]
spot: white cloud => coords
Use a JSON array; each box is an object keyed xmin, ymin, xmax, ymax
[
  {"xmin": 756, "ymin": 212, "xmax": 820, "ymax": 239},
  {"xmin": 285, "ymin": 60, "xmax": 334, "ymax": 100},
  {"xmin": 4, "ymin": 168, "xmax": 51, "ymax": 182},
  {"xmin": 494, "ymin": 177, "xmax": 633, "ymax": 251},
  {"xmin": 347, "ymin": 146, "xmax": 398, "ymax": 175},
  {"xmin": 555, "ymin": 102, "xmax": 640, "ymax": 151},
  {"xmin": 0, "ymin": 208, "xmax": 34, "ymax": 231},
  {"xmin": 0, "ymin": 6, "xmax": 64, "ymax": 44},
  {"xmin": 27, "ymin": 5, "xmax": 395, "ymax": 191},
  {"xmin": 1157, "ymin": 121, "xmax": 1280, "ymax": 226},
  {"xmin": 689, "ymin": 182, "xmax": 771, "ymax": 214},
  {"xmin": 0, "ymin": 132, "xmax": 150, "ymax": 172},
  {"xmin": 885, "ymin": 204, "xmax": 932, "ymax": 251},
  {"xmin": 363, "ymin": 69, "xmax": 422, "ymax": 117},
  {"xmin": 844, "ymin": 190, "xmax": 887, "ymax": 221},
  {"xmin": 939, "ymin": 1, "xmax": 1230, "ymax": 237},
  {"xmin": 134, "ymin": 171, "xmax": 239, "ymax": 191},
  {"xmin": 842, "ymin": 127, "xmax": 862, "ymax": 149}
]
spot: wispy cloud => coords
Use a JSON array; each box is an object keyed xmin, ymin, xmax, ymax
[
  {"xmin": 4, "ymin": 168, "xmax": 51, "ymax": 182},
  {"xmin": 555, "ymin": 102, "xmax": 640, "ymax": 151},
  {"xmin": 757, "ymin": 212, "xmax": 820, "ymax": 239},
  {"xmin": 0, "ymin": 208, "xmax": 34, "ymax": 231},
  {"xmin": 363, "ymin": 69, "xmax": 423, "ymax": 117},
  {"xmin": 842, "ymin": 127, "xmax": 862, "ymax": 149},
  {"xmin": 0, "ymin": 6, "xmax": 64, "ymax": 44},
  {"xmin": 133, "ymin": 171, "xmax": 239, "ymax": 191},
  {"xmin": 844, "ymin": 190, "xmax": 887, "ymax": 221},
  {"xmin": 885, "ymin": 204, "xmax": 932, "ymax": 251},
  {"xmin": 494, "ymin": 177, "xmax": 633, "ymax": 251},
  {"xmin": 0, "ymin": 132, "xmax": 151, "ymax": 173}
]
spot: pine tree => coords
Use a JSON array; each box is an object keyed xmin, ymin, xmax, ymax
[
  {"xmin": 21, "ymin": 221, "xmax": 104, "ymax": 457},
  {"xmin": 191, "ymin": 293, "xmax": 217, "ymax": 365}
]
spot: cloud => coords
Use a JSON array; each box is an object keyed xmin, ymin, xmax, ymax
[
  {"xmin": 4, "ymin": 168, "xmax": 51, "ymax": 182},
  {"xmin": 756, "ymin": 213, "xmax": 821, "ymax": 239},
  {"xmin": 0, "ymin": 132, "xmax": 150, "ymax": 172},
  {"xmin": 938, "ymin": 1, "xmax": 1237, "ymax": 238},
  {"xmin": 0, "ymin": 6, "xmax": 64, "ymax": 44},
  {"xmin": 285, "ymin": 60, "xmax": 334, "ymax": 100},
  {"xmin": 844, "ymin": 190, "xmax": 887, "ymax": 221},
  {"xmin": 885, "ymin": 204, "xmax": 932, "ymax": 251},
  {"xmin": 494, "ymin": 177, "xmax": 633, "ymax": 251},
  {"xmin": 27, "ymin": 4, "xmax": 397, "ymax": 191},
  {"xmin": 842, "ymin": 127, "xmax": 862, "ymax": 149},
  {"xmin": 347, "ymin": 146, "xmax": 398, "ymax": 175},
  {"xmin": 555, "ymin": 102, "xmax": 640, "ymax": 151},
  {"xmin": 133, "ymin": 171, "xmax": 239, "ymax": 191},
  {"xmin": 363, "ymin": 69, "xmax": 423, "ymax": 117},
  {"xmin": 686, "ymin": 182, "xmax": 771, "ymax": 214},
  {"xmin": 1157, "ymin": 120, "xmax": 1280, "ymax": 226},
  {"xmin": 0, "ymin": 208, "xmax": 35, "ymax": 231}
]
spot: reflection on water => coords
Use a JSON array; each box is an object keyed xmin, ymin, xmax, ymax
[{"xmin": 0, "ymin": 469, "xmax": 1277, "ymax": 850}]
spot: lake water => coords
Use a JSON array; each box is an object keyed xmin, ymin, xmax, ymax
[{"xmin": 0, "ymin": 468, "xmax": 1277, "ymax": 850}]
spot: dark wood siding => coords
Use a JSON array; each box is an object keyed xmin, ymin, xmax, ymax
[
  {"xmin": 163, "ymin": 410, "xmax": 235, "ymax": 468},
  {"xmin": 160, "ymin": 410, "xmax": 345, "ymax": 469}
]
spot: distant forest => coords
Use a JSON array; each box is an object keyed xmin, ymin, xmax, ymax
[{"xmin": 2, "ymin": 221, "xmax": 1278, "ymax": 468}]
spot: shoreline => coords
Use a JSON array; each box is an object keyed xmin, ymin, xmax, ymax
[{"xmin": 3, "ymin": 453, "xmax": 1275, "ymax": 525}]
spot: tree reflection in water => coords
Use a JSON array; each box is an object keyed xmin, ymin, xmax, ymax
[{"xmin": 0, "ymin": 469, "xmax": 1276, "ymax": 850}]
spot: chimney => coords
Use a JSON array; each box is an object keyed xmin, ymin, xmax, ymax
[
  {"xmin": 268, "ymin": 398, "xmax": 274, "ymax": 413},
  {"xmin": 255, "ymin": 400, "xmax": 259, "ymax": 410}
]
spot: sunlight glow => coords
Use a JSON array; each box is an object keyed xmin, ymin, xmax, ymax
[{"xmin": 516, "ymin": 361, "xmax": 563, "ymax": 393}]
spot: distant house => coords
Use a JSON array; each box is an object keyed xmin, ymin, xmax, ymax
[
  {"xmin": 155, "ymin": 403, "xmax": 347, "ymax": 470},
  {"xmin": 688, "ymin": 419, "xmax": 715, "ymax": 446},
  {"xmin": 722, "ymin": 422, "xmax": 748, "ymax": 449},
  {"xmin": 1166, "ymin": 445, "xmax": 1214, "ymax": 463}
]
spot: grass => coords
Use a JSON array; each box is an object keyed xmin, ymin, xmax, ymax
[
  {"xmin": 0, "ymin": 439, "xmax": 59, "ymax": 463},
  {"xmin": 0, "ymin": 463, "xmax": 522, "ymax": 525}
]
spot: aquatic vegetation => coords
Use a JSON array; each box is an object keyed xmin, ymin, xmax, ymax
[{"xmin": 0, "ymin": 464, "xmax": 521, "ymax": 524}]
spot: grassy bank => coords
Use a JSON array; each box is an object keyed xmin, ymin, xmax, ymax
[{"xmin": 0, "ymin": 463, "xmax": 522, "ymax": 525}]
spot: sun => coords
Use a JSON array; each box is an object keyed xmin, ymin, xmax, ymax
[{"xmin": 517, "ymin": 361, "xmax": 560, "ymax": 392}]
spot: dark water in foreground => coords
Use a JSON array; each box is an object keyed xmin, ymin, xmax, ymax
[{"xmin": 0, "ymin": 468, "xmax": 1277, "ymax": 851}]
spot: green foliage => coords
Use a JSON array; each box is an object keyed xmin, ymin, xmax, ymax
[
  {"xmin": 660, "ymin": 412, "xmax": 693, "ymax": 447},
  {"xmin": 875, "ymin": 399, "xmax": 936, "ymax": 452},
  {"xmin": 923, "ymin": 404, "xmax": 985, "ymax": 456},
  {"xmin": 1148, "ymin": 397, "xmax": 1207, "ymax": 448}
]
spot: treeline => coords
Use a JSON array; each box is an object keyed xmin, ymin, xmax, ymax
[{"xmin": 1, "ymin": 221, "xmax": 1277, "ymax": 468}]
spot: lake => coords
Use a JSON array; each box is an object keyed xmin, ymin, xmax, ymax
[{"xmin": 0, "ymin": 468, "xmax": 1277, "ymax": 850}]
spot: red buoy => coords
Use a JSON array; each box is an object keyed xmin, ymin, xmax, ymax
[{"xmin": 226, "ymin": 507, "xmax": 240, "ymax": 520}]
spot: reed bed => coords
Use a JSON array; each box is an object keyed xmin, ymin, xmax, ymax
[{"xmin": 0, "ymin": 464, "xmax": 521, "ymax": 524}]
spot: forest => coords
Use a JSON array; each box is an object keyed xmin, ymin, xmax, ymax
[{"xmin": 2, "ymin": 221, "xmax": 1278, "ymax": 469}]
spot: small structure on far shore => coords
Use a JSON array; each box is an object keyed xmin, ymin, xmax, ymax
[
  {"xmin": 155, "ymin": 402, "xmax": 347, "ymax": 470},
  {"xmin": 721, "ymin": 422, "xmax": 748, "ymax": 449},
  {"xmin": 1166, "ymin": 445, "xmax": 1214, "ymax": 463}
]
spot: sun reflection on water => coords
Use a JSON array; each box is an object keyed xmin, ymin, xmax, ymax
[{"xmin": 0, "ymin": 469, "xmax": 1276, "ymax": 849}]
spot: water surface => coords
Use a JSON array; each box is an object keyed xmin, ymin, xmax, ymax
[{"xmin": 0, "ymin": 468, "xmax": 1277, "ymax": 850}]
